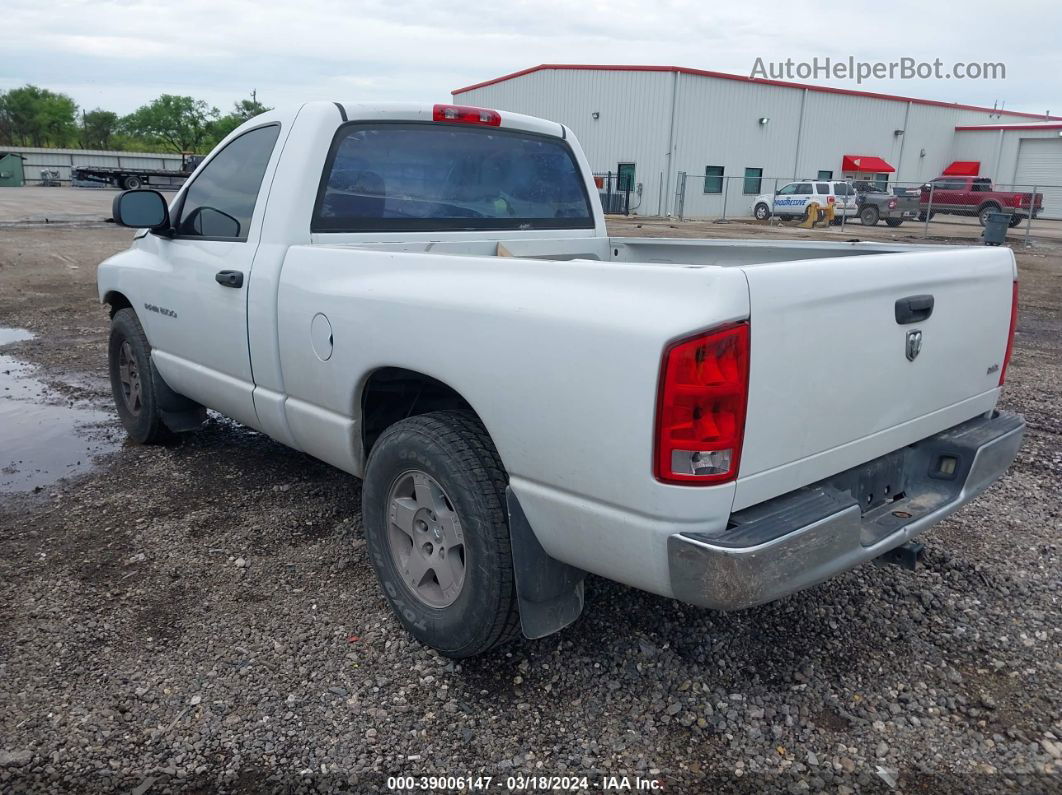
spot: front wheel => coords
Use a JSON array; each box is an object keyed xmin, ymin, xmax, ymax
[
  {"xmin": 885, "ymin": 218, "xmax": 903, "ymax": 227},
  {"xmin": 753, "ymin": 203, "xmax": 770, "ymax": 221},
  {"xmin": 108, "ymin": 308, "xmax": 170, "ymax": 444},
  {"xmin": 362, "ymin": 411, "xmax": 520, "ymax": 658},
  {"xmin": 122, "ymin": 175, "xmax": 142, "ymax": 190}
]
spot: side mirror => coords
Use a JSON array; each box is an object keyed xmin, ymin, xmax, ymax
[{"xmin": 112, "ymin": 190, "xmax": 170, "ymax": 231}]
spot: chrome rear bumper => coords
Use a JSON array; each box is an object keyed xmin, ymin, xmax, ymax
[{"xmin": 668, "ymin": 411, "xmax": 1024, "ymax": 611}]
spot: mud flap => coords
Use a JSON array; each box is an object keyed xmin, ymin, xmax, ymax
[
  {"xmin": 150, "ymin": 355, "xmax": 206, "ymax": 432},
  {"xmin": 506, "ymin": 487, "xmax": 585, "ymax": 639}
]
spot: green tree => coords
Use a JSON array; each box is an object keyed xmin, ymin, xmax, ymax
[
  {"xmin": 0, "ymin": 85, "xmax": 79, "ymax": 147},
  {"xmin": 80, "ymin": 109, "xmax": 119, "ymax": 150},
  {"xmin": 120, "ymin": 95, "xmax": 220, "ymax": 153},
  {"xmin": 208, "ymin": 91, "xmax": 272, "ymax": 148}
]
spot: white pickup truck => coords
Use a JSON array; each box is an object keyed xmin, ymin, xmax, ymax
[{"xmin": 98, "ymin": 101, "xmax": 1023, "ymax": 658}]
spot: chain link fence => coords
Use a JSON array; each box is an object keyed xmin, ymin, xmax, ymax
[
  {"xmin": 669, "ymin": 172, "xmax": 1062, "ymax": 246},
  {"xmin": 593, "ymin": 172, "xmax": 637, "ymax": 215}
]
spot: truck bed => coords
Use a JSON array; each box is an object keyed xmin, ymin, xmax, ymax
[{"xmin": 332, "ymin": 235, "xmax": 923, "ymax": 266}]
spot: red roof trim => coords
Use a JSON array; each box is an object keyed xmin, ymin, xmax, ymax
[
  {"xmin": 955, "ymin": 123, "xmax": 1062, "ymax": 131},
  {"xmin": 453, "ymin": 64, "xmax": 1062, "ymax": 120}
]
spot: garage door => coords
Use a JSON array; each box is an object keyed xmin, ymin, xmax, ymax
[{"xmin": 1015, "ymin": 138, "xmax": 1062, "ymax": 220}]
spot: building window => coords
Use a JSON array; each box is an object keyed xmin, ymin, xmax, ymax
[
  {"xmin": 817, "ymin": 170, "xmax": 833, "ymax": 180},
  {"xmin": 872, "ymin": 172, "xmax": 889, "ymax": 191},
  {"xmin": 704, "ymin": 165, "xmax": 724, "ymax": 194},
  {"xmin": 743, "ymin": 167, "xmax": 763, "ymax": 194},
  {"xmin": 617, "ymin": 163, "xmax": 636, "ymax": 192}
]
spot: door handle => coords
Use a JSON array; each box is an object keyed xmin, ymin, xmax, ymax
[
  {"xmin": 215, "ymin": 270, "xmax": 244, "ymax": 288},
  {"xmin": 895, "ymin": 294, "xmax": 934, "ymax": 324}
]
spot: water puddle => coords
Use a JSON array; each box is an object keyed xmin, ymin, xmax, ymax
[{"xmin": 0, "ymin": 328, "xmax": 120, "ymax": 493}]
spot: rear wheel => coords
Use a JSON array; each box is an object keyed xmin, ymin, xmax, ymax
[
  {"xmin": 1008, "ymin": 214, "xmax": 1025, "ymax": 228},
  {"xmin": 122, "ymin": 175, "xmax": 142, "ymax": 190},
  {"xmin": 978, "ymin": 203, "xmax": 1002, "ymax": 226},
  {"xmin": 753, "ymin": 203, "xmax": 770, "ymax": 221},
  {"xmin": 860, "ymin": 206, "xmax": 880, "ymax": 226},
  {"xmin": 362, "ymin": 411, "xmax": 520, "ymax": 658},
  {"xmin": 108, "ymin": 308, "xmax": 170, "ymax": 444},
  {"xmin": 885, "ymin": 218, "xmax": 903, "ymax": 227},
  {"xmin": 918, "ymin": 211, "xmax": 936, "ymax": 222}
]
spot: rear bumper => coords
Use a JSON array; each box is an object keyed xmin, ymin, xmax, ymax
[{"xmin": 668, "ymin": 411, "xmax": 1024, "ymax": 611}]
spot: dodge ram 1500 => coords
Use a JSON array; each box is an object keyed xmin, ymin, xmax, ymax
[{"xmin": 98, "ymin": 101, "xmax": 1024, "ymax": 657}]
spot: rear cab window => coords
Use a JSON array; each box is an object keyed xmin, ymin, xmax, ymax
[{"xmin": 312, "ymin": 123, "xmax": 594, "ymax": 232}]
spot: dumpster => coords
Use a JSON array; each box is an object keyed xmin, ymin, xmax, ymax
[{"xmin": 982, "ymin": 212, "xmax": 1010, "ymax": 246}]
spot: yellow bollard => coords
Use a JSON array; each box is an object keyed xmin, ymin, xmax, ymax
[
  {"xmin": 798, "ymin": 202, "xmax": 821, "ymax": 228},
  {"xmin": 798, "ymin": 202, "xmax": 835, "ymax": 228}
]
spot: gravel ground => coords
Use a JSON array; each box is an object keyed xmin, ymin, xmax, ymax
[{"xmin": 0, "ymin": 224, "xmax": 1059, "ymax": 794}]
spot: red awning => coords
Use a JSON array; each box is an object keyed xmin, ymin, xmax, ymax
[
  {"xmin": 942, "ymin": 160, "xmax": 980, "ymax": 176},
  {"xmin": 841, "ymin": 155, "xmax": 896, "ymax": 173}
]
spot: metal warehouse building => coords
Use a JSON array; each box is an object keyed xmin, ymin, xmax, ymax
[{"xmin": 452, "ymin": 64, "xmax": 1062, "ymax": 218}]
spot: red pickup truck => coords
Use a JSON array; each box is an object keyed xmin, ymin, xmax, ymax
[{"xmin": 920, "ymin": 176, "xmax": 1043, "ymax": 227}]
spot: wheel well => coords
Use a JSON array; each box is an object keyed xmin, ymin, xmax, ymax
[
  {"xmin": 361, "ymin": 367, "xmax": 480, "ymax": 457},
  {"xmin": 978, "ymin": 201, "xmax": 1002, "ymax": 213},
  {"xmin": 103, "ymin": 290, "xmax": 133, "ymax": 318}
]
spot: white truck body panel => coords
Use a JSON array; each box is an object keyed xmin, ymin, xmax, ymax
[{"xmin": 97, "ymin": 101, "xmax": 1021, "ymax": 605}]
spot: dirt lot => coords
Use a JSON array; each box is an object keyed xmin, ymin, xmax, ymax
[{"xmin": 0, "ymin": 220, "xmax": 1059, "ymax": 794}]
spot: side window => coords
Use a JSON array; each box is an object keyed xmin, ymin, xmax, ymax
[
  {"xmin": 972, "ymin": 179, "xmax": 992, "ymax": 192},
  {"xmin": 777, "ymin": 183, "xmax": 798, "ymax": 195},
  {"xmin": 815, "ymin": 183, "xmax": 830, "ymax": 194},
  {"xmin": 176, "ymin": 125, "xmax": 281, "ymax": 240},
  {"xmin": 795, "ymin": 183, "xmax": 813, "ymax": 195}
]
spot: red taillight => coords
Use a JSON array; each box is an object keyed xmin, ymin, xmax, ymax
[
  {"xmin": 655, "ymin": 323, "xmax": 750, "ymax": 485},
  {"xmin": 999, "ymin": 281, "xmax": 1019, "ymax": 386},
  {"xmin": 827, "ymin": 195, "xmax": 836, "ymax": 204},
  {"xmin": 432, "ymin": 104, "xmax": 501, "ymax": 126},
  {"xmin": 888, "ymin": 199, "xmax": 897, "ymax": 209}
]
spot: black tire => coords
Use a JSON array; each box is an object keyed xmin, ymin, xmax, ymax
[
  {"xmin": 753, "ymin": 203, "xmax": 770, "ymax": 221},
  {"xmin": 977, "ymin": 203, "xmax": 1001, "ymax": 227},
  {"xmin": 918, "ymin": 211, "xmax": 936, "ymax": 222},
  {"xmin": 860, "ymin": 206, "xmax": 880, "ymax": 226},
  {"xmin": 108, "ymin": 308, "xmax": 171, "ymax": 444},
  {"xmin": 885, "ymin": 218, "xmax": 903, "ymax": 227},
  {"xmin": 1008, "ymin": 214, "xmax": 1025, "ymax": 228},
  {"xmin": 362, "ymin": 411, "xmax": 520, "ymax": 658},
  {"xmin": 123, "ymin": 176, "xmax": 142, "ymax": 190}
]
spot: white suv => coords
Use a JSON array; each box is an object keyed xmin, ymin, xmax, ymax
[{"xmin": 752, "ymin": 180, "xmax": 857, "ymax": 221}]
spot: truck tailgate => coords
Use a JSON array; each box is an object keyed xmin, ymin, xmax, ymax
[{"xmin": 734, "ymin": 246, "xmax": 1016, "ymax": 510}]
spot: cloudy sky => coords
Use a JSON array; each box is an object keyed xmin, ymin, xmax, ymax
[{"xmin": 1, "ymin": 0, "xmax": 1058, "ymax": 116}]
